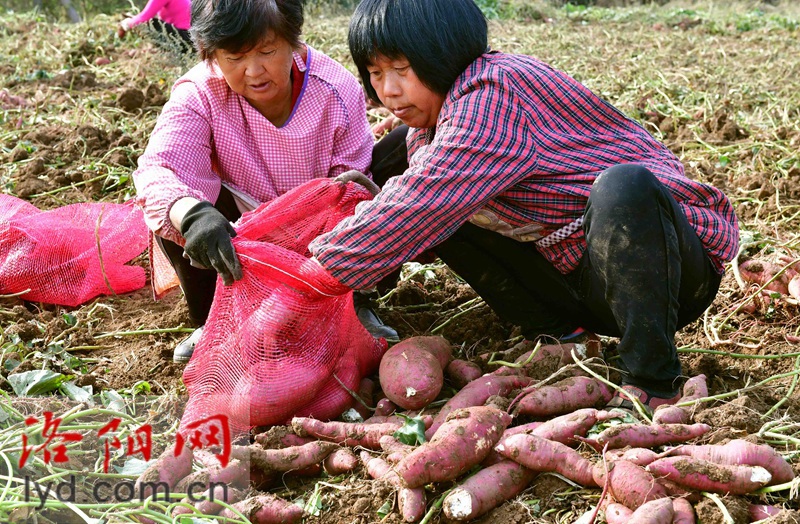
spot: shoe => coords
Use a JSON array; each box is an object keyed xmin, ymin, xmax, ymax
[
  {"xmin": 606, "ymin": 384, "xmax": 680, "ymax": 414},
  {"xmin": 173, "ymin": 326, "xmax": 204, "ymax": 363},
  {"xmin": 353, "ymin": 291, "xmax": 400, "ymax": 342}
]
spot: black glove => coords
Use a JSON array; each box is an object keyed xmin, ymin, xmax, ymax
[{"xmin": 180, "ymin": 201, "xmax": 243, "ymax": 286}]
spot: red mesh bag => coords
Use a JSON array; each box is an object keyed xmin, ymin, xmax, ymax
[
  {"xmin": 0, "ymin": 195, "xmax": 148, "ymax": 307},
  {"xmin": 181, "ymin": 179, "xmax": 388, "ymax": 435}
]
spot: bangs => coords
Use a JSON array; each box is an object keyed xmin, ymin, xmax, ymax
[
  {"xmin": 214, "ymin": 0, "xmax": 283, "ymax": 54},
  {"xmin": 348, "ymin": 2, "xmax": 408, "ymax": 68},
  {"xmin": 193, "ymin": 0, "xmax": 304, "ymax": 60},
  {"xmin": 348, "ymin": 0, "xmax": 487, "ymax": 106}
]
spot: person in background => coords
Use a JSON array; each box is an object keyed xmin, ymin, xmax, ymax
[
  {"xmin": 308, "ymin": 0, "xmax": 739, "ymax": 413},
  {"xmin": 133, "ymin": 0, "xmax": 400, "ymax": 363},
  {"xmin": 117, "ymin": 0, "xmax": 194, "ymax": 56}
]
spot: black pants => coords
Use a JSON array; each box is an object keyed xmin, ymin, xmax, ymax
[
  {"xmin": 374, "ymin": 125, "xmax": 720, "ymax": 396},
  {"xmin": 158, "ymin": 128, "xmax": 410, "ymax": 327},
  {"xmin": 435, "ymin": 164, "xmax": 721, "ymax": 397}
]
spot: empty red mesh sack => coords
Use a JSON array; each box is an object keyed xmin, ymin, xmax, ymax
[
  {"xmin": 0, "ymin": 195, "xmax": 148, "ymax": 307},
  {"xmin": 181, "ymin": 179, "xmax": 388, "ymax": 435}
]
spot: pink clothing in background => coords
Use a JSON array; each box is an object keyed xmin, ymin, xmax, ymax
[
  {"xmin": 133, "ymin": 45, "xmax": 373, "ymax": 245},
  {"xmin": 128, "ymin": 0, "xmax": 191, "ymax": 30}
]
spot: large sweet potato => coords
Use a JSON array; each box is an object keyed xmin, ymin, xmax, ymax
[
  {"xmin": 495, "ymin": 433, "xmax": 597, "ymax": 487},
  {"xmin": 514, "ymin": 376, "xmax": 612, "ymax": 418},
  {"xmin": 395, "ymin": 406, "xmax": 512, "ymax": 488},
  {"xmin": 217, "ymin": 494, "xmax": 304, "ymax": 523},
  {"xmin": 593, "ymin": 459, "xmax": 668, "ymax": 510},
  {"xmin": 425, "ymin": 374, "xmax": 532, "ymax": 439},
  {"xmin": 379, "ymin": 340, "xmax": 444, "ymax": 410},
  {"xmin": 443, "ymin": 460, "xmax": 536, "ymax": 521},
  {"xmin": 646, "ymin": 456, "xmax": 772, "ymax": 494}
]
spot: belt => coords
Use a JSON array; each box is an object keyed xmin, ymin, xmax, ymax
[{"xmin": 534, "ymin": 217, "xmax": 584, "ymax": 249}]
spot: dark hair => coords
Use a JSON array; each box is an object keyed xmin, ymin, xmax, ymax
[
  {"xmin": 191, "ymin": 0, "xmax": 305, "ymax": 61},
  {"xmin": 349, "ymin": 0, "xmax": 488, "ymax": 105}
]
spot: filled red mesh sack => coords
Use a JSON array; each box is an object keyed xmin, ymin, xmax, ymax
[
  {"xmin": 0, "ymin": 195, "xmax": 148, "ymax": 307},
  {"xmin": 181, "ymin": 179, "xmax": 388, "ymax": 435}
]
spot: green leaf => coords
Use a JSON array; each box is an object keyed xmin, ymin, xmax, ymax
[
  {"xmin": 301, "ymin": 483, "xmax": 323, "ymax": 517},
  {"xmin": 101, "ymin": 390, "xmax": 126, "ymax": 413},
  {"xmin": 586, "ymin": 410, "xmax": 638, "ymax": 439},
  {"xmin": 392, "ymin": 414, "xmax": 427, "ymax": 446},
  {"xmin": 129, "ymin": 381, "xmax": 151, "ymax": 395},
  {"xmin": 117, "ymin": 457, "xmax": 152, "ymax": 476},
  {"xmin": 62, "ymin": 313, "xmax": 77, "ymax": 327},
  {"xmin": 60, "ymin": 381, "xmax": 93, "ymax": 404},
  {"xmin": 3, "ymin": 358, "xmax": 21, "ymax": 372},
  {"xmin": 377, "ymin": 499, "xmax": 393, "ymax": 518},
  {"xmin": 8, "ymin": 370, "xmax": 66, "ymax": 396},
  {"xmin": 62, "ymin": 354, "xmax": 86, "ymax": 373}
]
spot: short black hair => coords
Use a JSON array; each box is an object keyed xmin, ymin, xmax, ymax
[
  {"xmin": 348, "ymin": 0, "xmax": 488, "ymax": 105},
  {"xmin": 191, "ymin": 0, "xmax": 305, "ymax": 61}
]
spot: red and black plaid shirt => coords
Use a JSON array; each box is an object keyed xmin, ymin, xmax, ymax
[{"xmin": 310, "ymin": 52, "xmax": 738, "ymax": 289}]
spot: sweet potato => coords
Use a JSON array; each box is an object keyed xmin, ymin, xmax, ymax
[
  {"xmin": 514, "ymin": 376, "xmax": 613, "ymax": 418},
  {"xmin": 749, "ymin": 504, "xmax": 783, "ymax": 522},
  {"xmin": 230, "ymin": 441, "xmax": 337, "ymax": 473},
  {"xmin": 653, "ymin": 374, "xmax": 708, "ymax": 425},
  {"xmin": 322, "ymin": 448, "xmax": 359, "ymax": 475},
  {"xmin": 628, "ymin": 497, "xmax": 674, "ymax": 524},
  {"xmin": 446, "ymin": 359, "xmax": 484, "ymax": 389},
  {"xmin": 645, "ymin": 456, "xmax": 772, "ymax": 495},
  {"xmin": 291, "ymin": 417, "xmax": 403, "ymax": 449},
  {"xmin": 480, "ymin": 422, "xmax": 543, "ymax": 467},
  {"xmin": 172, "ymin": 485, "xmax": 244, "ymax": 517},
  {"xmin": 379, "ymin": 434, "xmax": 415, "ymax": 463},
  {"xmin": 174, "ymin": 459, "xmax": 250, "ymax": 493},
  {"xmin": 656, "ymin": 477, "xmax": 697, "ymax": 501},
  {"xmin": 353, "ymin": 377, "xmax": 376, "ymax": 420},
  {"xmin": 592, "ymin": 459, "xmax": 668, "ymax": 510},
  {"xmin": 135, "ymin": 443, "xmax": 193, "ymax": 499},
  {"xmin": 672, "ymin": 497, "xmax": 696, "ymax": 524},
  {"xmin": 217, "ymin": 494, "xmax": 303, "ymax": 523},
  {"xmin": 739, "ymin": 259, "xmax": 791, "ymax": 294},
  {"xmin": 443, "ymin": 460, "xmax": 536, "ymax": 521},
  {"xmin": 604, "ymin": 448, "xmax": 660, "ymax": 467},
  {"xmin": 397, "ymin": 486, "xmax": 427, "ymax": 523},
  {"xmin": 529, "ymin": 408, "xmax": 617, "ymax": 446},
  {"xmin": 491, "ymin": 340, "xmax": 601, "ymax": 376},
  {"xmin": 396, "ymin": 406, "xmax": 512, "ymax": 488},
  {"xmin": 426, "ymin": 374, "xmax": 532, "ymax": 439},
  {"xmin": 374, "ymin": 397, "xmax": 397, "ymax": 417},
  {"xmin": 379, "ymin": 342, "xmax": 444, "ymax": 410},
  {"xmin": 254, "ymin": 426, "xmax": 314, "ymax": 449},
  {"xmin": 406, "ymin": 335, "xmax": 453, "ymax": 369},
  {"xmin": 360, "ymin": 450, "xmax": 402, "ymax": 487},
  {"xmin": 790, "ymin": 274, "xmax": 800, "ymax": 301},
  {"xmin": 360, "ymin": 451, "xmax": 425, "ymax": 522},
  {"xmin": 664, "ymin": 439, "xmax": 795, "ymax": 485},
  {"xmin": 495, "ymin": 433, "xmax": 596, "ymax": 487},
  {"xmin": 590, "ymin": 423, "xmax": 711, "ymax": 450},
  {"xmin": 604, "ymin": 502, "xmax": 633, "ymax": 524}
]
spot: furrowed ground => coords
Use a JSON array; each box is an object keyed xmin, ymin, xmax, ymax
[{"xmin": 2, "ymin": 1, "xmax": 800, "ymax": 523}]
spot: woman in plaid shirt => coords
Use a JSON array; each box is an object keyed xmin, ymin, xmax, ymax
[{"xmin": 310, "ymin": 0, "xmax": 739, "ymax": 410}]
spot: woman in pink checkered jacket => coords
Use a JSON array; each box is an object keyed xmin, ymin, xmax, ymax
[{"xmin": 133, "ymin": 0, "xmax": 402, "ymax": 362}]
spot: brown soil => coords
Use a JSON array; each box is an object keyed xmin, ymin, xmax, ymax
[{"xmin": 4, "ymin": 7, "xmax": 800, "ymax": 524}]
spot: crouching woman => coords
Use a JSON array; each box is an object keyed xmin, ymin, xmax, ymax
[{"xmin": 309, "ymin": 0, "xmax": 739, "ymax": 411}]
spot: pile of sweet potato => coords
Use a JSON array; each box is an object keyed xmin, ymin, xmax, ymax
[{"xmin": 136, "ymin": 335, "xmax": 796, "ymax": 523}]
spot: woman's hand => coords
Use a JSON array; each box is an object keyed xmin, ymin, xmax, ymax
[
  {"xmin": 117, "ymin": 18, "xmax": 133, "ymax": 39},
  {"xmin": 180, "ymin": 201, "xmax": 243, "ymax": 286}
]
